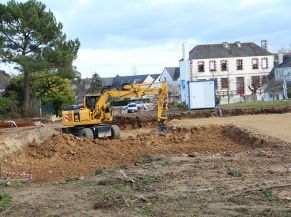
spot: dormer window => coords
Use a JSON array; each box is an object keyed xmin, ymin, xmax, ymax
[
  {"xmin": 220, "ymin": 60, "xmax": 228, "ymax": 71},
  {"xmin": 235, "ymin": 41, "xmax": 241, "ymax": 47},
  {"xmin": 252, "ymin": 58, "xmax": 259, "ymax": 69},
  {"xmin": 197, "ymin": 61, "xmax": 205, "ymax": 72},
  {"xmin": 236, "ymin": 59, "xmax": 243, "ymax": 70},
  {"xmin": 222, "ymin": 42, "xmax": 229, "ymax": 49},
  {"xmin": 261, "ymin": 58, "xmax": 268, "ymax": 69},
  {"xmin": 209, "ymin": 60, "xmax": 216, "ymax": 72}
]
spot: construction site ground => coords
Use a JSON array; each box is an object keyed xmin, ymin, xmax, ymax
[{"xmin": 0, "ymin": 112, "xmax": 291, "ymax": 216}]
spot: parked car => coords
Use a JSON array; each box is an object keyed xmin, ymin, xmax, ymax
[{"xmin": 127, "ymin": 103, "xmax": 138, "ymax": 113}]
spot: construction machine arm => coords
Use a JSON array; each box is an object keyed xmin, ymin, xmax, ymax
[{"xmin": 92, "ymin": 82, "xmax": 168, "ymax": 128}]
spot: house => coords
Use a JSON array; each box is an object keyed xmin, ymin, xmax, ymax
[
  {"xmin": 159, "ymin": 67, "xmax": 180, "ymax": 101},
  {"xmin": 101, "ymin": 77, "xmax": 114, "ymax": 87},
  {"xmin": 147, "ymin": 74, "xmax": 161, "ymax": 88},
  {"xmin": 180, "ymin": 41, "xmax": 274, "ymax": 104},
  {"xmin": 0, "ymin": 70, "xmax": 10, "ymax": 95},
  {"xmin": 111, "ymin": 74, "xmax": 154, "ymax": 89},
  {"xmin": 263, "ymin": 80, "xmax": 290, "ymax": 101},
  {"xmin": 273, "ymin": 56, "xmax": 291, "ymax": 81},
  {"xmin": 263, "ymin": 57, "xmax": 291, "ymax": 101}
]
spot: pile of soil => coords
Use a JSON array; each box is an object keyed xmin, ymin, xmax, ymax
[
  {"xmin": 0, "ymin": 119, "xmax": 53, "ymax": 128},
  {"xmin": 2, "ymin": 125, "xmax": 262, "ymax": 183},
  {"xmin": 0, "ymin": 119, "xmax": 35, "ymax": 128},
  {"xmin": 113, "ymin": 106, "xmax": 291, "ymax": 129}
]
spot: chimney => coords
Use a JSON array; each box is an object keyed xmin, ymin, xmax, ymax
[
  {"xmin": 261, "ymin": 40, "xmax": 268, "ymax": 50},
  {"xmin": 182, "ymin": 41, "xmax": 189, "ymax": 60},
  {"xmin": 278, "ymin": 52, "xmax": 283, "ymax": 64}
]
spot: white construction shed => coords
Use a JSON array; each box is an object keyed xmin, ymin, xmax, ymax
[{"xmin": 188, "ymin": 80, "xmax": 216, "ymax": 109}]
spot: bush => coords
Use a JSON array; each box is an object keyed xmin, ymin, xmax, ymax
[
  {"xmin": 169, "ymin": 102, "xmax": 188, "ymax": 110},
  {"xmin": 228, "ymin": 169, "xmax": 242, "ymax": 177},
  {"xmin": 215, "ymin": 95, "xmax": 221, "ymax": 105}
]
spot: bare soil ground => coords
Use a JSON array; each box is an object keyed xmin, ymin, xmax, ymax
[{"xmin": 0, "ymin": 113, "xmax": 291, "ymax": 216}]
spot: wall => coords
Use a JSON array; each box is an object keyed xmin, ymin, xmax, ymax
[
  {"xmin": 179, "ymin": 60, "xmax": 190, "ymax": 104},
  {"xmin": 275, "ymin": 67, "xmax": 291, "ymax": 81}
]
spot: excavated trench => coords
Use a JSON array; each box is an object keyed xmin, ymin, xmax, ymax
[{"xmin": 0, "ymin": 125, "xmax": 279, "ymax": 183}]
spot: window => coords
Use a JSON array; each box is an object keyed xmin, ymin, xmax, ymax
[
  {"xmin": 252, "ymin": 58, "xmax": 259, "ymax": 69},
  {"xmin": 221, "ymin": 78, "xmax": 229, "ymax": 89},
  {"xmin": 261, "ymin": 58, "xmax": 268, "ymax": 69},
  {"xmin": 236, "ymin": 59, "xmax": 243, "ymax": 70},
  {"xmin": 197, "ymin": 61, "xmax": 205, "ymax": 72},
  {"xmin": 220, "ymin": 60, "xmax": 228, "ymax": 71},
  {"xmin": 251, "ymin": 76, "xmax": 260, "ymax": 88},
  {"xmin": 236, "ymin": 77, "xmax": 245, "ymax": 95},
  {"xmin": 209, "ymin": 60, "xmax": 216, "ymax": 72},
  {"xmin": 190, "ymin": 60, "xmax": 193, "ymax": 71}
]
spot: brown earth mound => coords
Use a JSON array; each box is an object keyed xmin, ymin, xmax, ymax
[
  {"xmin": 0, "ymin": 119, "xmax": 53, "ymax": 128},
  {"xmin": 113, "ymin": 106, "xmax": 291, "ymax": 129},
  {"xmin": 1, "ymin": 125, "xmax": 272, "ymax": 183}
]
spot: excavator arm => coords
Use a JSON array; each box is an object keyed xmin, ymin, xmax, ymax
[{"xmin": 92, "ymin": 82, "xmax": 168, "ymax": 130}]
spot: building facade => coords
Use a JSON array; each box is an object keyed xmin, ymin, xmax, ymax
[
  {"xmin": 273, "ymin": 59, "xmax": 291, "ymax": 81},
  {"xmin": 180, "ymin": 41, "xmax": 274, "ymax": 104},
  {"xmin": 263, "ymin": 56, "xmax": 291, "ymax": 101},
  {"xmin": 0, "ymin": 70, "xmax": 10, "ymax": 95}
]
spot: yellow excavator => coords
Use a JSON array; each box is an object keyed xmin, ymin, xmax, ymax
[{"xmin": 61, "ymin": 82, "xmax": 168, "ymax": 139}]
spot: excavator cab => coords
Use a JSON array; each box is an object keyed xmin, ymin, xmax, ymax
[{"xmin": 84, "ymin": 95, "xmax": 99, "ymax": 110}]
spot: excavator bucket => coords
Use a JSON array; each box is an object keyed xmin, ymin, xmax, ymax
[{"xmin": 157, "ymin": 121, "xmax": 167, "ymax": 133}]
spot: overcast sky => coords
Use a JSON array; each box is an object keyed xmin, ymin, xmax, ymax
[{"xmin": 1, "ymin": 0, "xmax": 291, "ymax": 78}]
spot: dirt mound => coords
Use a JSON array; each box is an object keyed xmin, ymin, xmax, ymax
[
  {"xmin": 1, "ymin": 125, "xmax": 273, "ymax": 183},
  {"xmin": 0, "ymin": 119, "xmax": 35, "ymax": 128},
  {"xmin": 113, "ymin": 106, "xmax": 291, "ymax": 129},
  {"xmin": 0, "ymin": 126, "xmax": 55, "ymax": 158},
  {"xmin": 0, "ymin": 119, "xmax": 53, "ymax": 128}
]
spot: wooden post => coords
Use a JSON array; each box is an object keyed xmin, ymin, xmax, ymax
[{"xmin": 29, "ymin": 163, "xmax": 32, "ymax": 183}]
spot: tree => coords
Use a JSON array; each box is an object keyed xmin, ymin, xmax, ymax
[
  {"xmin": 87, "ymin": 73, "xmax": 103, "ymax": 94},
  {"xmin": 0, "ymin": 0, "xmax": 80, "ymax": 115},
  {"xmin": 248, "ymin": 76, "xmax": 262, "ymax": 101},
  {"xmin": 31, "ymin": 72, "xmax": 75, "ymax": 116}
]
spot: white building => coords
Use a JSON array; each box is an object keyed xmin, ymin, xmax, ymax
[
  {"xmin": 180, "ymin": 41, "xmax": 274, "ymax": 104},
  {"xmin": 159, "ymin": 67, "xmax": 180, "ymax": 101}
]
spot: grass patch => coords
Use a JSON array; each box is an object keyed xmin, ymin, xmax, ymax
[
  {"xmin": 135, "ymin": 155, "xmax": 156, "ymax": 164},
  {"xmin": 138, "ymin": 206, "xmax": 156, "ymax": 215},
  {"xmin": 222, "ymin": 99, "xmax": 291, "ymax": 110},
  {"xmin": 97, "ymin": 178, "xmax": 120, "ymax": 186},
  {"xmin": 235, "ymin": 207, "xmax": 249, "ymax": 214},
  {"xmin": 161, "ymin": 159, "xmax": 172, "ymax": 167},
  {"xmin": 0, "ymin": 192, "xmax": 12, "ymax": 211},
  {"xmin": 94, "ymin": 168, "xmax": 103, "ymax": 176},
  {"xmin": 65, "ymin": 176, "xmax": 79, "ymax": 182},
  {"xmin": 96, "ymin": 174, "xmax": 159, "ymax": 192},
  {"xmin": 132, "ymin": 175, "xmax": 159, "ymax": 192},
  {"xmin": 260, "ymin": 189, "xmax": 273, "ymax": 199},
  {"xmin": 228, "ymin": 169, "xmax": 243, "ymax": 177}
]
